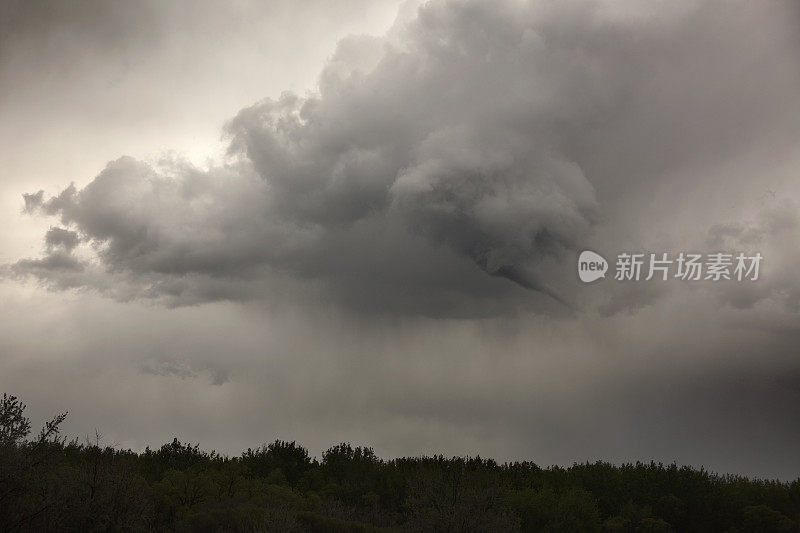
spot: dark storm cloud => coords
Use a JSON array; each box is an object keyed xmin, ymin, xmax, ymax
[
  {"xmin": 3, "ymin": 0, "xmax": 800, "ymax": 483},
  {"xmin": 22, "ymin": 191, "xmax": 44, "ymax": 214},
  {"xmin": 13, "ymin": 252, "xmax": 84, "ymax": 274},
  {"xmin": 44, "ymin": 227, "xmax": 81, "ymax": 252},
  {"xmin": 8, "ymin": 0, "xmax": 800, "ymax": 317}
]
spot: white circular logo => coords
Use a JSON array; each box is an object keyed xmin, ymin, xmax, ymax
[{"xmin": 578, "ymin": 250, "xmax": 608, "ymax": 283}]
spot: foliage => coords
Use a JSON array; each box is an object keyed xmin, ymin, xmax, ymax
[{"xmin": 1, "ymin": 394, "xmax": 799, "ymax": 531}]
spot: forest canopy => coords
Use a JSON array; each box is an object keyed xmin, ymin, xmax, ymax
[{"xmin": 1, "ymin": 394, "xmax": 798, "ymax": 532}]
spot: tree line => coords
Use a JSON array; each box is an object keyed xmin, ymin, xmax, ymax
[{"xmin": 1, "ymin": 393, "xmax": 799, "ymax": 531}]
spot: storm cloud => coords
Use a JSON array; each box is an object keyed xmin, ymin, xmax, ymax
[
  {"xmin": 13, "ymin": 0, "xmax": 799, "ymax": 316},
  {"xmin": 2, "ymin": 0, "xmax": 800, "ymax": 481}
]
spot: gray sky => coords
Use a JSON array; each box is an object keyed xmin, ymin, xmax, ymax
[{"xmin": 1, "ymin": 0, "xmax": 800, "ymax": 480}]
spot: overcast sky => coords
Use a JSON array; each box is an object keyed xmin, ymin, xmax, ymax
[{"xmin": 1, "ymin": 0, "xmax": 799, "ymax": 480}]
